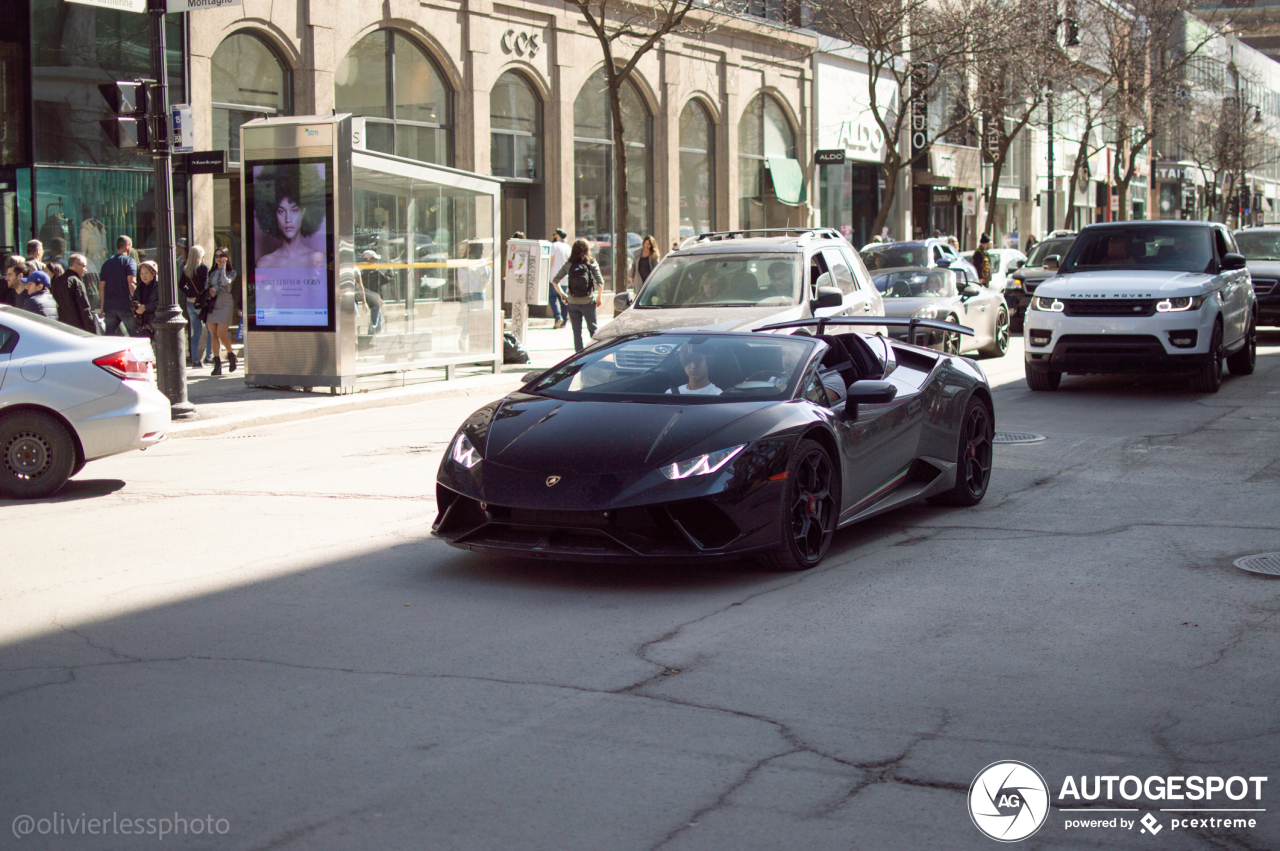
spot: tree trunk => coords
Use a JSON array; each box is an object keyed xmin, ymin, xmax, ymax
[
  {"xmin": 872, "ymin": 156, "xmax": 901, "ymax": 238},
  {"xmin": 609, "ymin": 75, "xmax": 629, "ymax": 294},
  {"xmin": 1063, "ymin": 130, "xmax": 1091, "ymax": 232}
]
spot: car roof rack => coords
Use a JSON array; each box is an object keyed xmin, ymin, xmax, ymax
[{"xmin": 678, "ymin": 228, "xmax": 844, "ymax": 248}]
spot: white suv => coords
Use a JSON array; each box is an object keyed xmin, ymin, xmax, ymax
[{"xmin": 1023, "ymin": 221, "xmax": 1257, "ymax": 393}]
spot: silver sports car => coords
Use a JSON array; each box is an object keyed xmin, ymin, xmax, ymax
[{"xmin": 871, "ymin": 266, "xmax": 1011, "ymax": 358}]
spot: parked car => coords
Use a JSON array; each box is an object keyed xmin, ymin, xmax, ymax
[
  {"xmin": 961, "ymin": 248, "xmax": 1027, "ymax": 294},
  {"xmin": 1233, "ymin": 226, "xmax": 1280, "ymax": 327},
  {"xmin": 0, "ymin": 306, "xmax": 170, "ymax": 498},
  {"xmin": 872, "ymin": 266, "xmax": 1011, "ymax": 358},
  {"xmin": 597, "ymin": 228, "xmax": 885, "ymax": 345},
  {"xmin": 434, "ymin": 322, "xmax": 993, "ymax": 570},
  {"xmin": 1024, "ymin": 221, "xmax": 1256, "ymax": 393},
  {"xmin": 859, "ymin": 238, "xmax": 979, "ymax": 280},
  {"xmin": 1007, "ymin": 235, "xmax": 1076, "ymax": 331}
]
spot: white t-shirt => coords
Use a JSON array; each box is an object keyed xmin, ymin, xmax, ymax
[
  {"xmin": 666, "ymin": 383, "xmax": 722, "ymax": 396},
  {"xmin": 549, "ymin": 239, "xmax": 571, "ymax": 281}
]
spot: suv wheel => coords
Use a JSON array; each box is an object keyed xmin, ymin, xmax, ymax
[
  {"xmin": 1025, "ymin": 363, "xmax": 1061, "ymax": 391},
  {"xmin": 1190, "ymin": 321, "xmax": 1223, "ymax": 393},
  {"xmin": 1226, "ymin": 314, "xmax": 1257, "ymax": 376}
]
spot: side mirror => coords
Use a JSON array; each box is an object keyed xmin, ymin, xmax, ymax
[
  {"xmin": 962, "ymin": 283, "xmax": 982, "ymax": 298},
  {"xmin": 613, "ymin": 291, "xmax": 633, "ymax": 313},
  {"xmin": 936, "ymin": 257, "xmax": 953, "ymax": 267},
  {"xmin": 812, "ymin": 286, "xmax": 843, "ymax": 310},
  {"xmin": 847, "ymin": 380, "xmax": 898, "ymax": 404},
  {"xmin": 1015, "ymin": 259, "xmax": 1026, "ymax": 269},
  {"xmin": 1043, "ymin": 254, "xmax": 1061, "ymax": 271},
  {"xmin": 1222, "ymin": 252, "xmax": 1247, "ymax": 271}
]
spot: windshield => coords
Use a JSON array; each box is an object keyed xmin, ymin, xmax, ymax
[
  {"xmin": 1026, "ymin": 238, "xmax": 1074, "ymax": 266},
  {"xmin": 1234, "ymin": 231, "xmax": 1280, "ymax": 261},
  {"xmin": 861, "ymin": 244, "xmax": 925, "ymax": 269},
  {"xmin": 525, "ymin": 334, "xmax": 816, "ymax": 403},
  {"xmin": 1062, "ymin": 227, "xmax": 1214, "ymax": 274},
  {"xmin": 873, "ymin": 269, "xmax": 956, "ymax": 298},
  {"xmin": 633, "ymin": 255, "xmax": 800, "ymax": 308}
]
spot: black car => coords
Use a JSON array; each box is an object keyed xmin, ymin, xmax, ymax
[
  {"xmin": 1007, "ymin": 235, "xmax": 1075, "ymax": 330},
  {"xmin": 1234, "ymin": 227, "xmax": 1280, "ymax": 327},
  {"xmin": 433, "ymin": 320, "xmax": 994, "ymax": 570}
]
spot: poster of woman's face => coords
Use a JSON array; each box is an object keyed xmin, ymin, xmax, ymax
[{"xmin": 248, "ymin": 162, "xmax": 332, "ymax": 328}]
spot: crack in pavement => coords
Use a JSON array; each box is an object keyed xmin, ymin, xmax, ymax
[{"xmin": 1195, "ymin": 606, "xmax": 1280, "ymax": 670}]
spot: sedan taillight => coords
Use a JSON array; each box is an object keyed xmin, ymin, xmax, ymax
[{"xmin": 93, "ymin": 349, "xmax": 156, "ymax": 383}]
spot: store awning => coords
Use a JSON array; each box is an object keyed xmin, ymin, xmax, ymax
[{"xmin": 767, "ymin": 157, "xmax": 807, "ymax": 205}]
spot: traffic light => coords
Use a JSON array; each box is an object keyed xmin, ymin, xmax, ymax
[{"xmin": 98, "ymin": 80, "xmax": 152, "ymax": 150}]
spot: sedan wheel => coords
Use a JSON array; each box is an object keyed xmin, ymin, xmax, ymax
[
  {"xmin": 0, "ymin": 411, "xmax": 76, "ymax": 500},
  {"xmin": 942, "ymin": 316, "xmax": 962, "ymax": 355},
  {"xmin": 760, "ymin": 439, "xmax": 839, "ymax": 571},
  {"xmin": 928, "ymin": 397, "xmax": 994, "ymax": 507},
  {"xmin": 979, "ymin": 307, "xmax": 1010, "ymax": 358}
]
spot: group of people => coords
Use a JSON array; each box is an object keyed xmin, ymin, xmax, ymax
[{"xmin": 3, "ymin": 235, "xmax": 240, "ymax": 375}]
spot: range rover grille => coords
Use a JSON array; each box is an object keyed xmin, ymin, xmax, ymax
[{"xmin": 1062, "ymin": 299, "xmax": 1156, "ymax": 317}]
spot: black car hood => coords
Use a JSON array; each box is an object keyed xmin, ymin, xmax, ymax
[{"xmin": 484, "ymin": 393, "xmax": 777, "ymax": 474}]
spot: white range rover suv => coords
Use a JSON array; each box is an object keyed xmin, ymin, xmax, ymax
[{"xmin": 1023, "ymin": 221, "xmax": 1257, "ymax": 393}]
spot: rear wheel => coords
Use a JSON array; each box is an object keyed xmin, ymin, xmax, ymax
[
  {"xmin": 942, "ymin": 316, "xmax": 962, "ymax": 355},
  {"xmin": 1025, "ymin": 363, "xmax": 1061, "ymax": 391},
  {"xmin": 1189, "ymin": 321, "xmax": 1223, "ymax": 393},
  {"xmin": 1227, "ymin": 314, "xmax": 1256, "ymax": 376},
  {"xmin": 928, "ymin": 396, "xmax": 994, "ymax": 507},
  {"xmin": 759, "ymin": 439, "xmax": 839, "ymax": 571},
  {"xmin": 979, "ymin": 307, "xmax": 1010, "ymax": 358},
  {"xmin": 0, "ymin": 411, "xmax": 76, "ymax": 500}
]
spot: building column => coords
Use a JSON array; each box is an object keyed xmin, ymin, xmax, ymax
[
  {"xmin": 550, "ymin": 21, "xmax": 575, "ymax": 240},
  {"xmin": 723, "ymin": 57, "xmax": 740, "ymax": 230}
]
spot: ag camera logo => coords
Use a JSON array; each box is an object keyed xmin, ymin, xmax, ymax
[{"xmin": 969, "ymin": 761, "xmax": 1050, "ymax": 842}]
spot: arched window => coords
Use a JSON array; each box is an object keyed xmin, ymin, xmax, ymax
[
  {"xmin": 335, "ymin": 30, "xmax": 451, "ymax": 166},
  {"xmin": 679, "ymin": 101, "xmax": 716, "ymax": 237},
  {"xmin": 211, "ymin": 33, "xmax": 292, "ymax": 164},
  {"xmin": 738, "ymin": 94, "xmax": 799, "ymax": 229},
  {"xmin": 491, "ymin": 71, "xmax": 540, "ymax": 179},
  {"xmin": 573, "ymin": 69, "xmax": 652, "ymax": 278}
]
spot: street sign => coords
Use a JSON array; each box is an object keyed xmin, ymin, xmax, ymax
[
  {"xmin": 166, "ymin": 0, "xmax": 242, "ymax": 10},
  {"xmin": 171, "ymin": 103, "xmax": 194, "ymax": 154},
  {"xmin": 186, "ymin": 150, "xmax": 227, "ymax": 174},
  {"xmin": 98, "ymin": 80, "xmax": 151, "ymax": 150},
  {"xmin": 67, "ymin": 0, "xmax": 147, "ymax": 11},
  {"xmin": 814, "ymin": 149, "xmax": 846, "ymax": 166}
]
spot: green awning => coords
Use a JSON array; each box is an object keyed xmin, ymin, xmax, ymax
[{"xmin": 766, "ymin": 157, "xmax": 807, "ymax": 205}]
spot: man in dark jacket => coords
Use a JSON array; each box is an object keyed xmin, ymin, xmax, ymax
[
  {"xmin": 20, "ymin": 270, "xmax": 59, "ymax": 319},
  {"xmin": 973, "ymin": 233, "xmax": 993, "ymax": 287},
  {"xmin": 1, "ymin": 256, "xmax": 23, "ymax": 307},
  {"xmin": 51, "ymin": 254, "xmax": 96, "ymax": 332}
]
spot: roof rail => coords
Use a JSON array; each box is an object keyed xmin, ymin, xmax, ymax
[{"xmin": 678, "ymin": 228, "xmax": 843, "ymax": 248}]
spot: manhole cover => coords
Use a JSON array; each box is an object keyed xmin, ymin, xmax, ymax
[
  {"xmin": 1234, "ymin": 553, "xmax": 1280, "ymax": 577},
  {"xmin": 994, "ymin": 432, "xmax": 1047, "ymax": 445}
]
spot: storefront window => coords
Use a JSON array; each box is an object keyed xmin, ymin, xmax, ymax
[
  {"xmin": 573, "ymin": 69, "xmax": 651, "ymax": 282},
  {"xmin": 679, "ymin": 101, "xmax": 715, "ymax": 238},
  {"xmin": 738, "ymin": 94, "xmax": 799, "ymax": 230},
  {"xmin": 212, "ymin": 34, "xmax": 292, "ymax": 165},
  {"xmin": 491, "ymin": 71, "xmax": 539, "ymax": 180},
  {"xmin": 0, "ymin": 3, "xmax": 29, "ymax": 167},
  {"xmin": 336, "ymin": 31, "xmax": 451, "ymax": 166}
]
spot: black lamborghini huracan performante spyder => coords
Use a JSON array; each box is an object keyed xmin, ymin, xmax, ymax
[{"xmin": 433, "ymin": 319, "xmax": 994, "ymax": 570}]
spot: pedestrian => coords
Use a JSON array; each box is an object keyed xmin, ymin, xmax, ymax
[
  {"xmin": 973, "ymin": 233, "xmax": 993, "ymax": 287},
  {"xmin": 20, "ymin": 269, "xmax": 58, "ymax": 319},
  {"xmin": 25, "ymin": 239, "xmax": 45, "ymax": 272},
  {"xmin": 100, "ymin": 235, "xmax": 138, "ymax": 336},
  {"xmin": 630, "ymin": 235, "xmax": 660, "ymax": 291},
  {"xmin": 457, "ymin": 242, "xmax": 490, "ymax": 351},
  {"xmin": 51, "ymin": 254, "xmax": 96, "ymax": 333},
  {"xmin": 1024, "ymin": 234, "xmax": 1039, "ymax": 254},
  {"xmin": 3, "ymin": 256, "xmax": 26, "ymax": 307},
  {"xmin": 359, "ymin": 250, "xmax": 384, "ymax": 333},
  {"xmin": 204, "ymin": 248, "xmax": 237, "ymax": 374},
  {"xmin": 179, "ymin": 245, "xmax": 211, "ymax": 367},
  {"xmin": 548, "ymin": 228, "xmax": 569, "ymax": 328},
  {"xmin": 671, "ymin": 240, "xmax": 680, "ymax": 252},
  {"xmin": 550, "ymin": 237, "xmax": 604, "ymax": 352},
  {"xmin": 131, "ymin": 260, "xmax": 159, "ymax": 337},
  {"xmin": 947, "ymin": 235, "xmax": 960, "ymax": 251}
]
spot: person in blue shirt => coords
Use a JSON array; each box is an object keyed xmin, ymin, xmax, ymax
[{"xmin": 100, "ymin": 235, "xmax": 138, "ymax": 336}]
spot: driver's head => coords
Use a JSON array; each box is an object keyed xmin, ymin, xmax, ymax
[
  {"xmin": 678, "ymin": 343, "xmax": 710, "ymax": 384},
  {"xmin": 768, "ymin": 262, "xmax": 791, "ymax": 290}
]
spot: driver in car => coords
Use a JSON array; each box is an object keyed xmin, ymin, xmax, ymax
[
  {"xmin": 767, "ymin": 262, "xmax": 793, "ymax": 299},
  {"xmin": 667, "ymin": 343, "xmax": 722, "ymax": 396}
]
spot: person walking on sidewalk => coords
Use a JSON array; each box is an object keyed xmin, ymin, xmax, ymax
[
  {"xmin": 204, "ymin": 248, "xmax": 237, "ymax": 374},
  {"xmin": 179, "ymin": 245, "xmax": 210, "ymax": 368},
  {"xmin": 2, "ymin": 256, "xmax": 25, "ymax": 307},
  {"xmin": 630, "ymin": 235, "xmax": 659, "ymax": 291},
  {"xmin": 130, "ymin": 261, "xmax": 160, "ymax": 337},
  {"xmin": 100, "ymin": 235, "xmax": 138, "ymax": 336},
  {"xmin": 19, "ymin": 269, "xmax": 58, "ymax": 319},
  {"xmin": 551, "ymin": 238, "xmax": 603, "ymax": 352},
  {"xmin": 25, "ymin": 239, "xmax": 45, "ymax": 272},
  {"xmin": 548, "ymin": 228, "xmax": 569, "ymax": 328},
  {"xmin": 51, "ymin": 254, "xmax": 96, "ymax": 333}
]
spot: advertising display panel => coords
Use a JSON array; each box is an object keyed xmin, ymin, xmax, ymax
[{"xmin": 244, "ymin": 159, "xmax": 336, "ymax": 331}]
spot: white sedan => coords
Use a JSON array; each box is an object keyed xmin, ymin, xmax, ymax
[{"xmin": 0, "ymin": 306, "xmax": 170, "ymax": 499}]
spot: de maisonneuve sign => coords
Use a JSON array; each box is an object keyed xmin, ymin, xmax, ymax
[{"xmin": 65, "ymin": 0, "xmax": 243, "ymax": 11}]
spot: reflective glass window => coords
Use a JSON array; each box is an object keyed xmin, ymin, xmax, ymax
[
  {"xmin": 738, "ymin": 94, "xmax": 797, "ymax": 230},
  {"xmin": 679, "ymin": 101, "xmax": 715, "ymax": 237},
  {"xmin": 212, "ymin": 33, "xmax": 292, "ymax": 165},
  {"xmin": 490, "ymin": 71, "xmax": 540, "ymax": 180}
]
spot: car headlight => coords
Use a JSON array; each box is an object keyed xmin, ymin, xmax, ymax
[
  {"xmin": 1155, "ymin": 296, "xmax": 1205, "ymax": 313},
  {"xmin": 1031, "ymin": 296, "xmax": 1064, "ymax": 312},
  {"xmin": 451, "ymin": 433, "xmax": 481, "ymax": 468},
  {"xmin": 660, "ymin": 445, "xmax": 745, "ymax": 480},
  {"xmin": 912, "ymin": 305, "xmax": 940, "ymax": 319},
  {"xmin": 1007, "ymin": 275, "xmax": 1024, "ymax": 290}
]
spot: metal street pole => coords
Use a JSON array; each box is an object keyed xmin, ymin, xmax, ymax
[
  {"xmin": 147, "ymin": 0, "xmax": 194, "ymax": 418},
  {"xmin": 1047, "ymin": 86, "xmax": 1056, "ymax": 233}
]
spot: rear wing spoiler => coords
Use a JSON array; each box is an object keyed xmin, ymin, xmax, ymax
[{"xmin": 753, "ymin": 315, "xmax": 974, "ymax": 345}]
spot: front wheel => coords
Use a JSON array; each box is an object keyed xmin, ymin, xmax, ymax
[
  {"xmin": 979, "ymin": 307, "xmax": 1010, "ymax": 358},
  {"xmin": 759, "ymin": 439, "xmax": 840, "ymax": 571},
  {"xmin": 1025, "ymin": 363, "xmax": 1061, "ymax": 391},
  {"xmin": 1189, "ymin": 322, "xmax": 1223, "ymax": 393},
  {"xmin": 941, "ymin": 316, "xmax": 962, "ymax": 355},
  {"xmin": 928, "ymin": 396, "xmax": 994, "ymax": 507},
  {"xmin": 0, "ymin": 411, "xmax": 77, "ymax": 500},
  {"xmin": 1227, "ymin": 314, "xmax": 1256, "ymax": 376}
]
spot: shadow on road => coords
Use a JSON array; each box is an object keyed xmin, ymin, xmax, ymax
[{"xmin": 0, "ymin": 478, "xmax": 126, "ymax": 506}]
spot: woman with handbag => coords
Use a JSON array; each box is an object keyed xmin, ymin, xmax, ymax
[
  {"xmin": 180, "ymin": 246, "xmax": 210, "ymax": 368},
  {"xmin": 131, "ymin": 261, "xmax": 160, "ymax": 338},
  {"xmin": 204, "ymin": 248, "xmax": 237, "ymax": 375}
]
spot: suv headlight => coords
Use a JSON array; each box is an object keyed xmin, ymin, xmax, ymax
[
  {"xmin": 451, "ymin": 433, "xmax": 481, "ymax": 468},
  {"xmin": 660, "ymin": 445, "xmax": 745, "ymax": 480},
  {"xmin": 1155, "ymin": 296, "xmax": 1205, "ymax": 313},
  {"xmin": 1031, "ymin": 296, "xmax": 1064, "ymax": 312}
]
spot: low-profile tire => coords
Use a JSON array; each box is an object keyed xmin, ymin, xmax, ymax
[
  {"xmin": 758, "ymin": 438, "xmax": 840, "ymax": 571},
  {"xmin": 979, "ymin": 307, "xmax": 1011, "ymax": 358},
  {"xmin": 1189, "ymin": 321, "xmax": 1223, "ymax": 393},
  {"xmin": 927, "ymin": 396, "xmax": 994, "ymax": 507},
  {"xmin": 1227, "ymin": 314, "xmax": 1257, "ymax": 376},
  {"xmin": 1025, "ymin": 363, "xmax": 1061, "ymax": 391},
  {"xmin": 0, "ymin": 411, "xmax": 77, "ymax": 500}
]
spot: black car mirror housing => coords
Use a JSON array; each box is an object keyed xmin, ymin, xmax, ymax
[
  {"xmin": 843, "ymin": 380, "xmax": 897, "ymax": 420},
  {"xmin": 962, "ymin": 283, "xmax": 983, "ymax": 298},
  {"xmin": 812, "ymin": 286, "xmax": 843, "ymax": 310},
  {"xmin": 1043, "ymin": 254, "xmax": 1061, "ymax": 271},
  {"xmin": 1221, "ymin": 252, "xmax": 1247, "ymax": 271}
]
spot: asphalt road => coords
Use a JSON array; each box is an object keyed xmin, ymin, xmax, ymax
[{"xmin": 3, "ymin": 334, "xmax": 1279, "ymax": 850}]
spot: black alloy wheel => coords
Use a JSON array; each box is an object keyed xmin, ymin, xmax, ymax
[
  {"xmin": 761, "ymin": 439, "xmax": 839, "ymax": 571},
  {"xmin": 0, "ymin": 411, "xmax": 77, "ymax": 500},
  {"xmin": 1190, "ymin": 321, "xmax": 1223, "ymax": 393},
  {"xmin": 942, "ymin": 316, "xmax": 962, "ymax": 355},
  {"xmin": 1227, "ymin": 314, "xmax": 1257, "ymax": 376},
  {"xmin": 928, "ymin": 397, "xmax": 994, "ymax": 507},
  {"xmin": 979, "ymin": 307, "xmax": 1011, "ymax": 358}
]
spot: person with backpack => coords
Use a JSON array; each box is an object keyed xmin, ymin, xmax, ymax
[{"xmin": 551, "ymin": 238, "xmax": 604, "ymax": 352}]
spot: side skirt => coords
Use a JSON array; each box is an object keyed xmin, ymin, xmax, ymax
[{"xmin": 837, "ymin": 456, "xmax": 957, "ymax": 527}]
